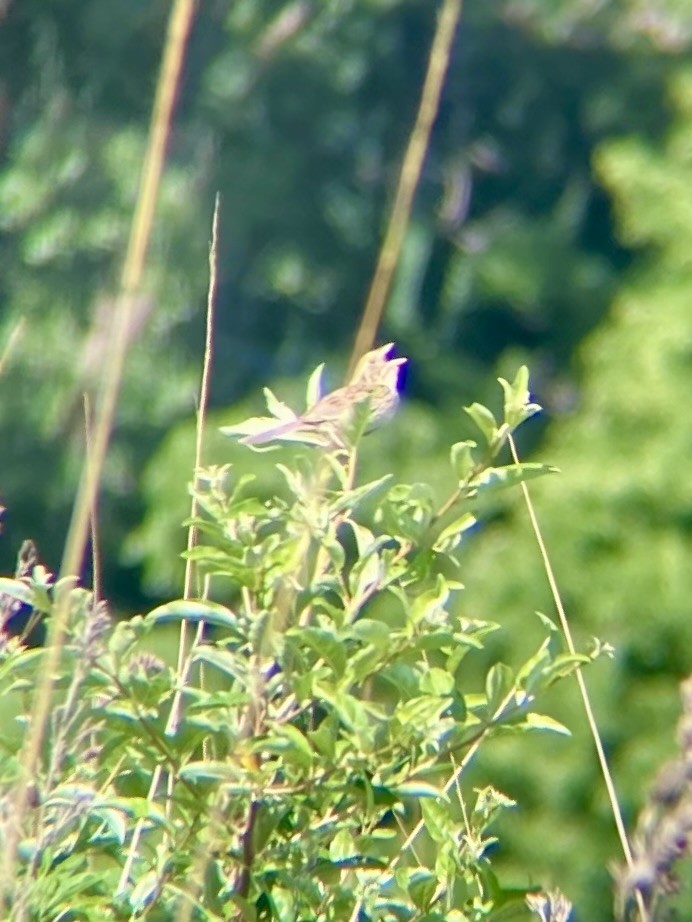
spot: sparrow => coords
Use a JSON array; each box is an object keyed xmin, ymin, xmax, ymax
[{"xmin": 235, "ymin": 343, "xmax": 406, "ymax": 448}]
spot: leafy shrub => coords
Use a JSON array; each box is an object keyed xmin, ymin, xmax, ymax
[{"xmin": 0, "ymin": 367, "xmax": 589, "ymax": 921}]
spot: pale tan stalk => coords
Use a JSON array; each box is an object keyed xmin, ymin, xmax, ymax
[
  {"xmin": 507, "ymin": 432, "xmax": 648, "ymax": 922},
  {"xmin": 344, "ymin": 0, "xmax": 465, "ymax": 909},
  {"xmin": 83, "ymin": 394, "xmax": 102, "ymax": 604},
  {"xmin": 2, "ymin": 0, "xmax": 196, "ymax": 899},
  {"xmin": 349, "ymin": 0, "xmax": 463, "ymax": 370},
  {"xmin": 118, "ymin": 194, "xmax": 220, "ymax": 897}
]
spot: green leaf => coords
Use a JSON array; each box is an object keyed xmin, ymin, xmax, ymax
[
  {"xmin": 145, "ymin": 599, "xmax": 237, "ymax": 630},
  {"xmin": 128, "ymin": 871, "xmax": 160, "ymax": 914},
  {"xmin": 409, "ymin": 575, "xmax": 449, "ymax": 627},
  {"xmin": 347, "ymin": 520, "xmax": 376, "ymax": 557},
  {"xmin": 251, "ymin": 609, "xmax": 283, "ymax": 657},
  {"xmin": 182, "ymin": 547, "xmax": 258, "ymax": 586},
  {"xmin": 269, "ymin": 886, "xmax": 296, "ymax": 922},
  {"xmin": 473, "ymin": 462, "xmax": 559, "ymax": 497},
  {"xmin": 420, "ymin": 798, "xmax": 454, "ymax": 844},
  {"xmin": 179, "ymin": 761, "xmax": 254, "ymax": 785},
  {"xmin": 291, "ymin": 627, "xmax": 347, "ymax": 678},
  {"xmin": 434, "ymin": 512, "xmax": 476, "ymax": 552},
  {"xmin": 541, "ymin": 653, "xmax": 591, "ymax": 684},
  {"xmin": 524, "ymin": 713, "xmax": 571, "ymax": 735},
  {"xmin": 515, "ymin": 640, "xmax": 552, "ymax": 694},
  {"xmin": 251, "ymin": 803, "xmax": 287, "ymax": 855},
  {"xmin": 498, "ymin": 365, "xmax": 542, "ymax": 429},
  {"xmin": 329, "ymin": 828, "xmax": 357, "ymax": 861},
  {"xmin": 414, "ymin": 629, "xmax": 458, "ymax": 652},
  {"xmin": 350, "ymin": 618, "xmax": 391, "ymax": 648},
  {"xmin": 349, "ymin": 550, "xmax": 383, "ymax": 600},
  {"xmin": 344, "ymin": 646, "xmax": 388, "ymax": 685},
  {"xmin": 474, "ymin": 786, "xmax": 517, "ymax": 822},
  {"xmin": 226, "ymin": 471, "xmax": 259, "ymax": 502},
  {"xmin": 394, "ymin": 695, "xmax": 451, "ymax": 729},
  {"xmin": 378, "ymin": 482, "xmax": 435, "ymax": 542},
  {"xmin": 464, "ymin": 402, "xmax": 499, "ymax": 444},
  {"xmin": 534, "ymin": 610, "xmax": 563, "ymax": 659},
  {"xmin": 315, "ymin": 683, "xmax": 379, "ymax": 741},
  {"xmin": 486, "ymin": 663, "xmax": 515, "ymax": 713},
  {"xmin": 407, "ymin": 869, "xmax": 438, "ymax": 910},
  {"xmin": 420, "ymin": 667, "xmax": 454, "ymax": 696},
  {"xmin": 51, "ymin": 575, "xmax": 79, "ymax": 611},
  {"xmin": 274, "ymin": 462, "xmax": 308, "ymax": 500},
  {"xmin": 332, "ymin": 473, "xmax": 394, "ymax": 514},
  {"xmin": 89, "ymin": 807, "xmax": 127, "ymax": 846},
  {"xmin": 264, "ymin": 723, "xmax": 314, "ymax": 767},
  {"xmin": 192, "ymin": 646, "xmax": 248, "ymax": 682},
  {"xmin": 380, "ymin": 661, "xmax": 419, "ymax": 697},
  {"xmin": 391, "ymin": 781, "xmax": 447, "ymax": 800},
  {"xmin": 307, "ymin": 719, "xmax": 337, "ymax": 759},
  {"xmin": 450, "ymin": 440, "xmax": 477, "ymax": 481}
]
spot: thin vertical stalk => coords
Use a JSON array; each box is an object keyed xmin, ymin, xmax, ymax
[
  {"xmin": 3, "ymin": 0, "xmax": 196, "ymax": 895},
  {"xmin": 349, "ymin": 0, "xmax": 463, "ymax": 371},
  {"xmin": 507, "ymin": 432, "xmax": 648, "ymax": 922}
]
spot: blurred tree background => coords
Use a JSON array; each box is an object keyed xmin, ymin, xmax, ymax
[{"xmin": 2, "ymin": 0, "xmax": 692, "ymax": 917}]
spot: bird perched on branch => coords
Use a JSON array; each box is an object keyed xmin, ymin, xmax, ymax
[{"xmin": 225, "ymin": 343, "xmax": 406, "ymax": 448}]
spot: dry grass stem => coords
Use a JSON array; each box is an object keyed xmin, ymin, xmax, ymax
[
  {"xmin": 350, "ymin": 0, "xmax": 463, "ymax": 371},
  {"xmin": 119, "ymin": 193, "xmax": 221, "ymax": 901},
  {"xmin": 507, "ymin": 432, "xmax": 648, "ymax": 922},
  {"xmin": 43, "ymin": 0, "xmax": 196, "ymax": 896},
  {"xmin": 82, "ymin": 394, "xmax": 102, "ymax": 603}
]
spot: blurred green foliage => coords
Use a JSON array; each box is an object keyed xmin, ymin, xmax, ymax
[
  {"xmin": 2, "ymin": 0, "xmax": 692, "ymax": 917},
  {"xmin": 0, "ymin": 0, "xmax": 666, "ymax": 589},
  {"xmin": 460, "ymin": 57, "xmax": 692, "ymax": 920}
]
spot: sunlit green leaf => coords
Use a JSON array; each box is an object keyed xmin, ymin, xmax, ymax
[
  {"xmin": 498, "ymin": 366, "xmax": 542, "ymax": 429},
  {"xmin": 145, "ymin": 599, "xmax": 237, "ymax": 630},
  {"xmin": 464, "ymin": 402, "xmax": 498, "ymax": 444},
  {"xmin": 409, "ymin": 575, "xmax": 449, "ymax": 627},
  {"xmin": 420, "ymin": 667, "xmax": 454, "ymax": 696},
  {"xmin": 486, "ymin": 663, "xmax": 515, "ymax": 713},
  {"xmin": 523, "ymin": 713, "xmax": 571, "ymax": 735},
  {"xmin": 450, "ymin": 440, "xmax": 477, "ymax": 481},
  {"xmin": 473, "ymin": 462, "xmax": 559, "ymax": 497}
]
